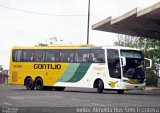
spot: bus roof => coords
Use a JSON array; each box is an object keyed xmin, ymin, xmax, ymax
[
  {"xmin": 106, "ymin": 46, "xmax": 141, "ymax": 51},
  {"xmin": 11, "ymin": 44, "xmax": 141, "ymax": 51},
  {"xmin": 12, "ymin": 44, "xmax": 98, "ymax": 49}
]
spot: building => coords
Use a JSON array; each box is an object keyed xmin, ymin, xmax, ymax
[{"xmin": 0, "ymin": 70, "xmax": 9, "ymax": 84}]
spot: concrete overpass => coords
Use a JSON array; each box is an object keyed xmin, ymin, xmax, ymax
[{"xmin": 92, "ymin": 2, "xmax": 160, "ymax": 39}]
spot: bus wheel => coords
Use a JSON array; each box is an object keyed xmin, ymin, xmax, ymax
[
  {"xmin": 117, "ymin": 90, "xmax": 124, "ymax": 94},
  {"xmin": 97, "ymin": 80, "xmax": 104, "ymax": 93},
  {"xmin": 35, "ymin": 78, "xmax": 43, "ymax": 90},
  {"xmin": 53, "ymin": 87, "xmax": 65, "ymax": 91},
  {"xmin": 25, "ymin": 77, "xmax": 35, "ymax": 90}
]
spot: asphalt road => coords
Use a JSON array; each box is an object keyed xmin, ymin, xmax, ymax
[{"xmin": 0, "ymin": 84, "xmax": 160, "ymax": 113}]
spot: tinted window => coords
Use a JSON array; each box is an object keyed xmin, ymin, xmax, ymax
[
  {"xmin": 21, "ymin": 50, "xmax": 34, "ymax": 62},
  {"xmin": 12, "ymin": 50, "xmax": 22, "ymax": 62},
  {"xmin": 12, "ymin": 49, "xmax": 105, "ymax": 63},
  {"xmin": 90, "ymin": 49, "xmax": 105, "ymax": 63},
  {"xmin": 33, "ymin": 50, "xmax": 45, "ymax": 62},
  {"xmin": 12, "ymin": 50, "xmax": 17, "ymax": 61},
  {"xmin": 120, "ymin": 50, "xmax": 143, "ymax": 58},
  {"xmin": 12, "ymin": 50, "xmax": 45, "ymax": 62},
  {"xmin": 46, "ymin": 50, "xmax": 60, "ymax": 62},
  {"xmin": 59, "ymin": 50, "xmax": 74, "ymax": 62},
  {"xmin": 107, "ymin": 49, "xmax": 121, "ymax": 79},
  {"xmin": 75, "ymin": 50, "xmax": 90, "ymax": 63},
  {"xmin": 17, "ymin": 50, "xmax": 22, "ymax": 61}
]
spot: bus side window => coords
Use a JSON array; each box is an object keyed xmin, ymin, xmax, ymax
[
  {"xmin": 75, "ymin": 50, "xmax": 90, "ymax": 63},
  {"xmin": 59, "ymin": 50, "xmax": 74, "ymax": 62},
  {"xmin": 12, "ymin": 50, "xmax": 17, "ymax": 61},
  {"xmin": 45, "ymin": 50, "xmax": 60, "ymax": 62},
  {"xmin": 21, "ymin": 50, "xmax": 34, "ymax": 62},
  {"xmin": 12, "ymin": 50, "xmax": 23, "ymax": 62},
  {"xmin": 60, "ymin": 52, "xmax": 65, "ymax": 62},
  {"xmin": 90, "ymin": 49, "xmax": 105, "ymax": 63},
  {"xmin": 33, "ymin": 50, "xmax": 45, "ymax": 62}
]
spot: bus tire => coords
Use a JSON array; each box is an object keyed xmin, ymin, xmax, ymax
[
  {"xmin": 25, "ymin": 77, "xmax": 35, "ymax": 90},
  {"xmin": 117, "ymin": 90, "xmax": 124, "ymax": 94},
  {"xmin": 53, "ymin": 87, "xmax": 65, "ymax": 91},
  {"xmin": 97, "ymin": 80, "xmax": 104, "ymax": 93},
  {"xmin": 35, "ymin": 78, "xmax": 44, "ymax": 90}
]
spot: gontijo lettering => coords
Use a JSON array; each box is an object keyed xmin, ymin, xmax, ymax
[{"xmin": 34, "ymin": 64, "xmax": 61, "ymax": 70}]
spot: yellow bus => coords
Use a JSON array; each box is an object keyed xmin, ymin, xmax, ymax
[{"xmin": 9, "ymin": 45, "xmax": 152, "ymax": 94}]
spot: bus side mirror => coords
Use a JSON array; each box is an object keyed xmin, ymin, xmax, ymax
[
  {"xmin": 144, "ymin": 58, "xmax": 152, "ymax": 69},
  {"xmin": 120, "ymin": 56, "xmax": 126, "ymax": 67}
]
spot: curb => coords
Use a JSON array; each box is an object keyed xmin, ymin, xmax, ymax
[{"xmin": 145, "ymin": 87, "xmax": 160, "ymax": 91}]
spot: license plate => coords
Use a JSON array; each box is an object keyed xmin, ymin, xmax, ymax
[{"xmin": 129, "ymin": 79, "xmax": 138, "ymax": 84}]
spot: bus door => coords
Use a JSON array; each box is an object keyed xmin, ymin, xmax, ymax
[{"xmin": 107, "ymin": 49, "xmax": 122, "ymax": 89}]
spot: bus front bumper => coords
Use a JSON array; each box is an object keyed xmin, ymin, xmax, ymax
[{"xmin": 121, "ymin": 82, "xmax": 146, "ymax": 90}]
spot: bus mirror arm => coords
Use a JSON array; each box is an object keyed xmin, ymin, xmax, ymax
[
  {"xmin": 144, "ymin": 58, "xmax": 152, "ymax": 69},
  {"xmin": 120, "ymin": 56, "xmax": 126, "ymax": 67}
]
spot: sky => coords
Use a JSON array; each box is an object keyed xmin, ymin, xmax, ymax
[{"xmin": 0, "ymin": 0, "xmax": 159, "ymax": 69}]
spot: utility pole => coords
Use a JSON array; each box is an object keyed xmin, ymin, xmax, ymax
[{"xmin": 87, "ymin": 0, "xmax": 90, "ymax": 44}]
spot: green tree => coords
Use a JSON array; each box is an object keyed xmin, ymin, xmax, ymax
[
  {"xmin": 114, "ymin": 34, "xmax": 160, "ymax": 86},
  {"xmin": 114, "ymin": 35, "xmax": 139, "ymax": 47},
  {"xmin": 35, "ymin": 37, "xmax": 63, "ymax": 47}
]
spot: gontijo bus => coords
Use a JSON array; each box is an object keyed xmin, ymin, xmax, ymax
[{"xmin": 9, "ymin": 45, "xmax": 152, "ymax": 94}]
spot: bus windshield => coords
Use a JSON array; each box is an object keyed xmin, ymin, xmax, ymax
[{"xmin": 120, "ymin": 50, "xmax": 145, "ymax": 81}]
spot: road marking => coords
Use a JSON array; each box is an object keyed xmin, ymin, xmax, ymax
[{"xmin": 3, "ymin": 102, "xmax": 11, "ymax": 106}]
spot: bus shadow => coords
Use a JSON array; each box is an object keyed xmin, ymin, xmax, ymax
[
  {"xmin": 6, "ymin": 86, "xmax": 160, "ymax": 96},
  {"xmin": 61, "ymin": 90, "xmax": 160, "ymax": 96}
]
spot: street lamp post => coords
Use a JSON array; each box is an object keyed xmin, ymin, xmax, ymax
[{"xmin": 87, "ymin": 0, "xmax": 90, "ymax": 44}]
